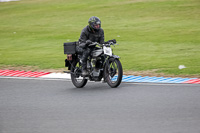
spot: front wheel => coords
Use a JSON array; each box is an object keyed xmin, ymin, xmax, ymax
[
  {"xmin": 71, "ymin": 59, "xmax": 88, "ymax": 88},
  {"xmin": 104, "ymin": 58, "xmax": 123, "ymax": 88}
]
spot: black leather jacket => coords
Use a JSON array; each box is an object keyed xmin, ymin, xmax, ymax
[{"xmin": 78, "ymin": 25, "xmax": 104, "ymax": 48}]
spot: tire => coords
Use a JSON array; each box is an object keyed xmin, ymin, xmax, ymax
[
  {"xmin": 71, "ymin": 60, "xmax": 88, "ymax": 88},
  {"xmin": 104, "ymin": 58, "xmax": 123, "ymax": 88}
]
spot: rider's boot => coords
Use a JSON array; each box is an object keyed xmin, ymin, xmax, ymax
[
  {"xmin": 80, "ymin": 48, "xmax": 91, "ymax": 76},
  {"xmin": 80, "ymin": 60, "xmax": 89, "ymax": 76}
]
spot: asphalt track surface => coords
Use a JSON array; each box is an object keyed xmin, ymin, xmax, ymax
[{"xmin": 0, "ymin": 77, "xmax": 200, "ymax": 133}]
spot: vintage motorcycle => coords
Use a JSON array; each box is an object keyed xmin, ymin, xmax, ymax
[{"xmin": 64, "ymin": 40, "xmax": 123, "ymax": 88}]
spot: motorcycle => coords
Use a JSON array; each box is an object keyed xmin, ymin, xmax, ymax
[{"xmin": 64, "ymin": 40, "xmax": 123, "ymax": 88}]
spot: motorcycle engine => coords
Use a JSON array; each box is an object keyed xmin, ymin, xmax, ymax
[
  {"xmin": 92, "ymin": 69, "xmax": 100, "ymax": 77},
  {"xmin": 91, "ymin": 57, "xmax": 103, "ymax": 79}
]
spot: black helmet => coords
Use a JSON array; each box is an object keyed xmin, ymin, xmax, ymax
[{"xmin": 88, "ymin": 16, "xmax": 101, "ymax": 31}]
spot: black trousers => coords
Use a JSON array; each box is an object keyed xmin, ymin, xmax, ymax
[{"xmin": 76, "ymin": 46, "xmax": 92, "ymax": 70}]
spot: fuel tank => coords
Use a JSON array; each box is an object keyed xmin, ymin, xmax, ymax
[{"xmin": 91, "ymin": 48, "xmax": 103, "ymax": 58}]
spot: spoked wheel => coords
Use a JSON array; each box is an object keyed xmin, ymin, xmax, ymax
[
  {"xmin": 71, "ymin": 60, "xmax": 88, "ymax": 88},
  {"xmin": 104, "ymin": 58, "xmax": 123, "ymax": 88}
]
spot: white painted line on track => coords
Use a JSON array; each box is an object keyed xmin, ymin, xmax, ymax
[
  {"xmin": 40, "ymin": 73, "xmax": 71, "ymax": 79},
  {"xmin": 1, "ymin": 76, "xmax": 199, "ymax": 87}
]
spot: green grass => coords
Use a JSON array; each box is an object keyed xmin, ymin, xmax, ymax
[{"xmin": 0, "ymin": 0, "xmax": 200, "ymax": 76}]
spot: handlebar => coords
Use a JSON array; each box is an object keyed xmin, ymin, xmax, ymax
[
  {"xmin": 88, "ymin": 42, "xmax": 98, "ymax": 47},
  {"xmin": 88, "ymin": 41, "xmax": 118, "ymax": 47}
]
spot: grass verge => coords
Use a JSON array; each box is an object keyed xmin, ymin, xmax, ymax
[{"xmin": 0, "ymin": 0, "xmax": 200, "ymax": 77}]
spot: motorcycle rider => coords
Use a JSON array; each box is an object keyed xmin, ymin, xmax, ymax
[{"xmin": 77, "ymin": 16, "xmax": 105, "ymax": 76}]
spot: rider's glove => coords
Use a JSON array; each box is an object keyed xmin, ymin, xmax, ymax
[
  {"xmin": 85, "ymin": 40, "xmax": 92, "ymax": 46},
  {"xmin": 111, "ymin": 39, "xmax": 116, "ymax": 43},
  {"xmin": 106, "ymin": 39, "xmax": 116, "ymax": 44}
]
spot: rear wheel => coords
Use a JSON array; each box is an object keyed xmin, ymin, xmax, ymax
[
  {"xmin": 104, "ymin": 58, "xmax": 123, "ymax": 88},
  {"xmin": 71, "ymin": 60, "xmax": 88, "ymax": 88}
]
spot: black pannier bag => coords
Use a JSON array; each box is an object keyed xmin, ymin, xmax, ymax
[
  {"xmin": 65, "ymin": 59, "xmax": 72, "ymax": 70},
  {"xmin": 63, "ymin": 42, "xmax": 77, "ymax": 54}
]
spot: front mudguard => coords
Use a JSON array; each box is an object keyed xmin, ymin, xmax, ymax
[
  {"xmin": 103, "ymin": 56, "xmax": 120, "ymax": 80},
  {"xmin": 111, "ymin": 55, "xmax": 120, "ymax": 59},
  {"xmin": 103, "ymin": 55, "xmax": 120, "ymax": 70}
]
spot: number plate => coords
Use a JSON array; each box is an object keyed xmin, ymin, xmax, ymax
[{"xmin": 103, "ymin": 46, "xmax": 112, "ymax": 56}]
